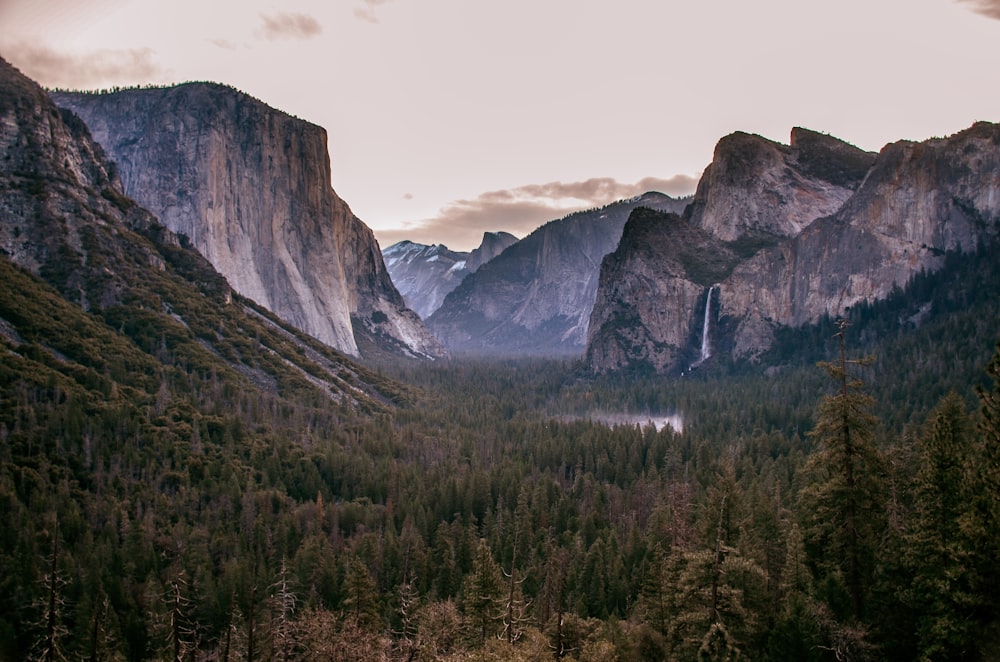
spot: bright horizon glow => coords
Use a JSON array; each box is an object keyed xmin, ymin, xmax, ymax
[{"xmin": 1, "ymin": 0, "xmax": 998, "ymax": 250}]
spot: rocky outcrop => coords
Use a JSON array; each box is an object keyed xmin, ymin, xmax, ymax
[
  {"xmin": 721, "ymin": 122, "xmax": 1000, "ymax": 358},
  {"xmin": 467, "ymin": 231, "xmax": 518, "ymax": 273},
  {"xmin": 586, "ymin": 208, "xmax": 739, "ymax": 373},
  {"xmin": 0, "ymin": 56, "xmax": 405, "ymax": 409},
  {"xmin": 382, "ymin": 231, "xmax": 517, "ymax": 319},
  {"xmin": 586, "ymin": 124, "xmax": 1000, "ymax": 374},
  {"xmin": 51, "ymin": 84, "xmax": 444, "ymax": 359},
  {"xmin": 0, "ymin": 57, "xmax": 165, "ymax": 305},
  {"xmin": 686, "ymin": 128, "xmax": 875, "ymax": 241},
  {"xmin": 427, "ymin": 192, "xmax": 690, "ymax": 356}
]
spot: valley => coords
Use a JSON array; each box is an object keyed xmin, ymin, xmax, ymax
[{"xmin": 1, "ymin": 53, "xmax": 1000, "ymax": 661}]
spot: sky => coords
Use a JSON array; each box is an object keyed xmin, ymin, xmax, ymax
[{"xmin": 1, "ymin": 0, "xmax": 999, "ymax": 251}]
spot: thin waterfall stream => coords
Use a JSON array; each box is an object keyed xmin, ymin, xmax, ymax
[
  {"xmin": 685, "ymin": 285, "xmax": 716, "ymax": 374},
  {"xmin": 699, "ymin": 285, "xmax": 715, "ymax": 362}
]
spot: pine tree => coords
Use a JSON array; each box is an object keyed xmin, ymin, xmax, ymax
[
  {"xmin": 461, "ymin": 539, "xmax": 503, "ymax": 644},
  {"xmin": 670, "ymin": 493, "xmax": 766, "ymax": 660},
  {"xmin": 896, "ymin": 392, "xmax": 977, "ymax": 659},
  {"xmin": 32, "ymin": 521, "xmax": 68, "ymax": 662},
  {"xmin": 638, "ymin": 543, "xmax": 671, "ymax": 639},
  {"xmin": 342, "ymin": 554, "xmax": 380, "ymax": 629},
  {"xmin": 799, "ymin": 320, "xmax": 885, "ymax": 624},
  {"xmin": 269, "ymin": 560, "xmax": 297, "ymax": 662},
  {"xmin": 967, "ymin": 342, "xmax": 1000, "ymax": 654}
]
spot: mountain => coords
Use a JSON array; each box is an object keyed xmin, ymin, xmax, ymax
[
  {"xmin": 50, "ymin": 84, "xmax": 445, "ymax": 360},
  {"xmin": 466, "ymin": 230, "xmax": 519, "ymax": 272},
  {"xmin": 382, "ymin": 231, "xmax": 517, "ymax": 319},
  {"xmin": 586, "ymin": 124, "xmax": 1000, "ymax": 374},
  {"xmin": 0, "ymin": 56, "xmax": 406, "ymax": 412},
  {"xmin": 686, "ymin": 127, "xmax": 876, "ymax": 242},
  {"xmin": 426, "ymin": 192, "xmax": 690, "ymax": 355}
]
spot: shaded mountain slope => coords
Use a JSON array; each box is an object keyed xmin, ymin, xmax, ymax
[
  {"xmin": 427, "ymin": 192, "xmax": 689, "ymax": 355},
  {"xmin": 382, "ymin": 231, "xmax": 517, "ymax": 319}
]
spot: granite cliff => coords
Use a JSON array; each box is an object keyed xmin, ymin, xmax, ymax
[
  {"xmin": 686, "ymin": 127, "xmax": 876, "ymax": 242},
  {"xmin": 382, "ymin": 231, "xmax": 517, "ymax": 319},
  {"xmin": 427, "ymin": 192, "xmax": 689, "ymax": 355},
  {"xmin": 51, "ymin": 84, "xmax": 444, "ymax": 360},
  {"xmin": 0, "ymin": 56, "xmax": 406, "ymax": 408},
  {"xmin": 587, "ymin": 124, "xmax": 1000, "ymax": 374}
]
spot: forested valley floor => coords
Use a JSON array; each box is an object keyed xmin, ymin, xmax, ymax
[{"xmin": 3, "ymin": 245, "xmax": 1000, "ymax": 661}]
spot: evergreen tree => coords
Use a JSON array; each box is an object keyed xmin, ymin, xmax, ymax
[
  {"xmin": 799, "ymin": 321, "xmax": 885, "ymax": 625},
  {"xmin": 900, "ymin": 392, "xmax": 978, "ymax": 659},
  {"xmin": 669, "ymin": 493, "xmax": 766, "ymax": 660},
  {"xmin": 461, "ymin": 539, "xmax": 503, "ymax": 644},
  {"xmin": 637, "ymin": 543, "xmax": 671, "ymax": 640},
  {"xmin": 967, "ymin": 342, "xmax": 1000, "ymax": 654},
  {"xmin": 342, "ymin": 554, "xmax": 381, "ymax": 629}
]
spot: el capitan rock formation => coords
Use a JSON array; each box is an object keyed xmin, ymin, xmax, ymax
[{"xmin": 52, "ymin": 84, "xmax": 444, "ymax": 360}]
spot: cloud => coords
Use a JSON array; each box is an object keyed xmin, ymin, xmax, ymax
[
  {"xmin": 259, "ymin": 12, "xmax": 322, "ymax": 40},
  {"xmin": 374, "ymin": 175, "xmax": 699, "ymax": 251},
  {"xmin": 354, "ymin": 0, "xmax": 393, "ymax": 23},
  {"xmin": 209, "ymin": 38, "xmax": 239, "ymax": 51},
  {"xmin": 956, "ymin": 0, "xmax": 1000, "ymax": 19},
  {"xmin": 2, "ymin": 42, "xmax": 167, "ymax": 89}
]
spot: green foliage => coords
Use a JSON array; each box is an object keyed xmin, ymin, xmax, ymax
[
  {"xmin": 798, "ymin": 326, "xmax": 886, "ymax": 625},
  {"xmin": 2, "ymin": 235, "xmax": 999, "ymax": 659}
]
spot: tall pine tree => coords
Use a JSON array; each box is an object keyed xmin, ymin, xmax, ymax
[{"xmin": 799, "ymin": 321, "xmax": 886, "ymax": 625}]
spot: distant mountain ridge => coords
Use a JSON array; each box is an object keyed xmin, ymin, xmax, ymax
[
  {"xmin": 382, "ymin": 231, "xmax": 517, "ymax": 319},
  {"xmin": 426, "ymin": 192, "xmax": 690, "ymax": 355},
  {"xmin": 51, "ymin": 83, "xmax": 445, "ymax": 360},
  {"xmin": 587, "ymin": 124, "xmax": 1000, "ymax": 374}
]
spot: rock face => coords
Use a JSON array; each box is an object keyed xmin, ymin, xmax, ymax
[
  {"xmin": 0, "ymin": 58, "xmax": 160, "ymax": 306},
  {"xmin": 0, "ymin": 56, "xmax": 404, "ymax": 408},
  {"xmin": 427, "ymin": 192, "xmax": 689, "ymax": 355},
  {"xmin": 382, "ymin": 231, "xmax": 517, "ymax": 319},
  {"xmin": 686, "ymin": 128, "xmax": 875, "ymax": 242},
  {"xmin": 585, "ymin": 208, "xmax": 740, "ymax": 373},
  {"xmin": 467, "ymin": 231, "xmax": 518, "ymax": 273},
  {"xmin": 586, "ymin": 124, "xmax": 1000, "ymax": 374},
  {"xmin": 51, "ymin": 84, "xmax": 444, "ymax": 360}
]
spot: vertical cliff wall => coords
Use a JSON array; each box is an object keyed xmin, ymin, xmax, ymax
[
  {"xmin": 52, "ymin": 84, "xmax": 444, "ymax": 359},
  {"xmin": 586, "ymin": 123, "xmax": 1000, "ymax": 374}
]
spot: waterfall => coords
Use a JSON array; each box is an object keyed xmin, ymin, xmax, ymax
[{"xmin": 699, "ymin": 286, "xmax": 715, "ymax": 363}]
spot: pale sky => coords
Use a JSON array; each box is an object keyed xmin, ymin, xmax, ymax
[{"xmin": 2, "ymin": 0, "xmax": 998, "ymax": 250}]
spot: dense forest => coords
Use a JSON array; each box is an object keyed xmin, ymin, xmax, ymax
[{"xmin": 2, "ymin": 236, "xmax": 1000, "ymax": 661}]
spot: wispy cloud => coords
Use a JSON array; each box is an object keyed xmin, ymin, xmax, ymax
[
  {"xmin": 956, "ymin": 0, "xmax": 1000, "ymax": 20},
  {"xmin": 259, "ymin": 12, "xmax": 322, "ymax": 40},
  {"xmin": 209, "ymin": 37, "xmax": 239, "ymax": 51},
  {"xmin": 2, "ymin": 42, "xmax": 166, "ymax": 88},
  {"xmin": 374, "ymin": 175, "xmax": 698, "ymax": 251},
  {"xmin": 354, "ymin": 0, "xmax": 393, "ymax": 23}
]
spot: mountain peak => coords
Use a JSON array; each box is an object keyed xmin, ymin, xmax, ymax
[{"xmin": 686, "ymin": 127, "xmax": 872, "ymax": 242}]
